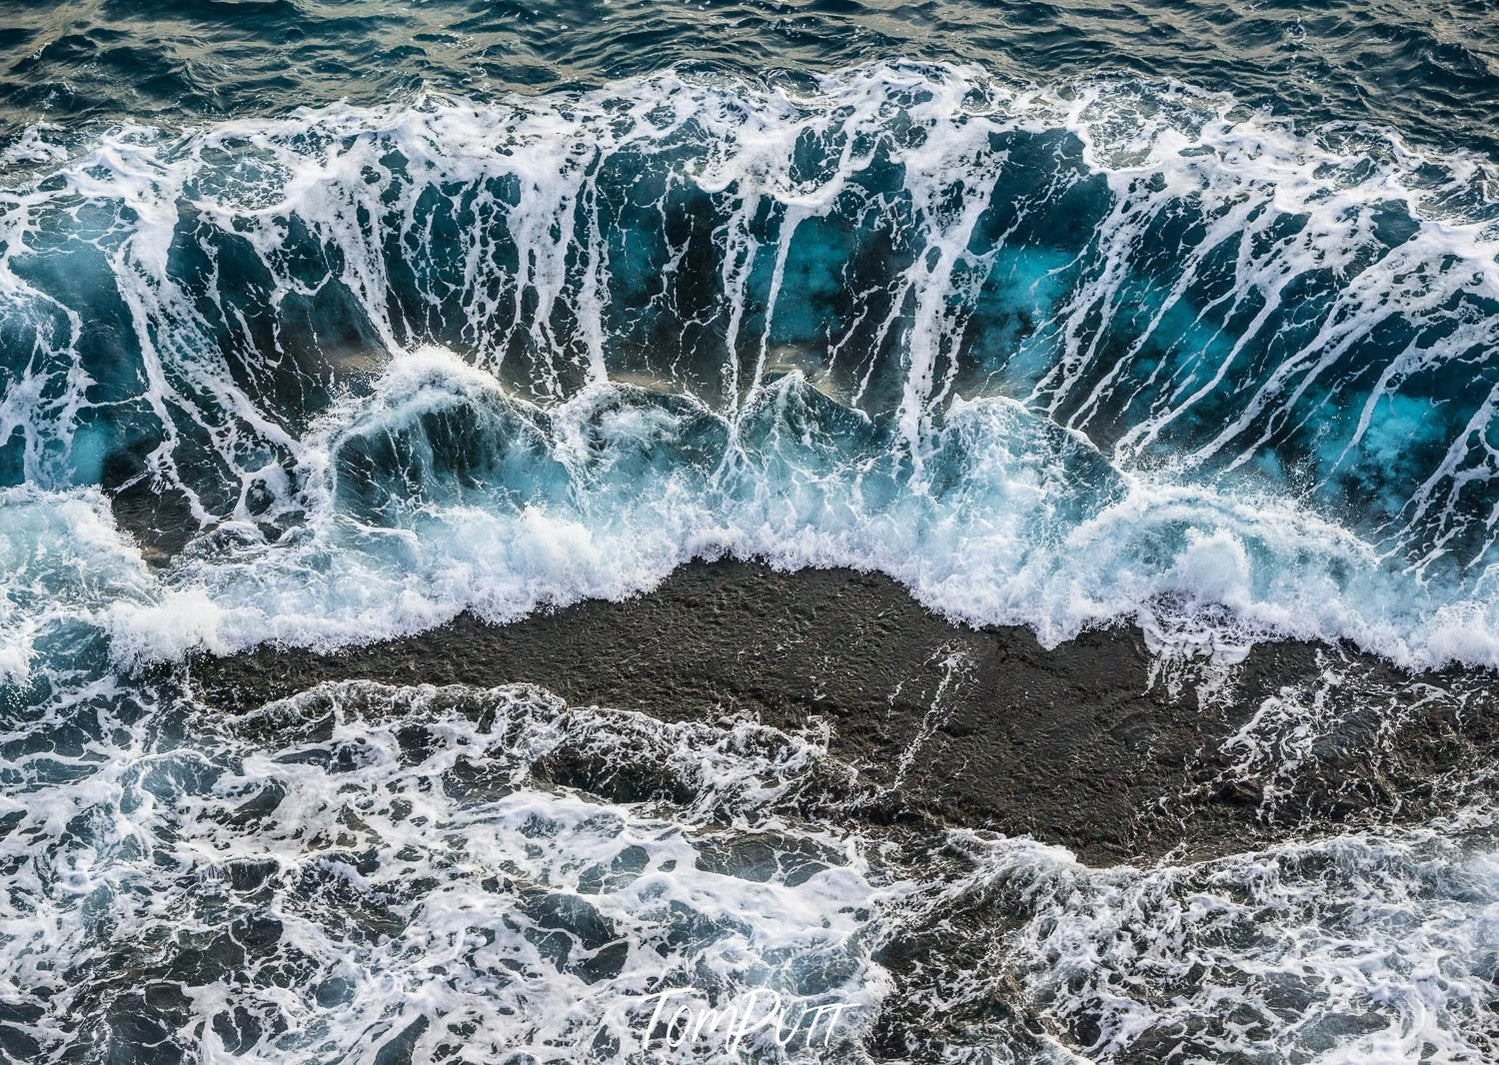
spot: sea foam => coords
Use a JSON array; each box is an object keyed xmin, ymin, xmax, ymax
[{"xmin": 1, "ymin": 63, "xmax": 1498, "ymax": 672}]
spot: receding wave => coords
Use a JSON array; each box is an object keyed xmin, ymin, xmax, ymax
[{"xmin": 7, "ymin": 677, "xmax": 1497, "ymax": 1062}]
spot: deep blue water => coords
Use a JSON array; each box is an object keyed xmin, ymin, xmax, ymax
[
  {"xmin": 3, "ymin": 0, "xmax": 1497, "ymax": 156},
  {"xmin": 3, "ymin": 2, "xmax": 1499, "ymax": 1063}
]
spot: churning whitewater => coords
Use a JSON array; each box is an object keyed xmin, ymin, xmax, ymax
[
  {"xmin": 2, "ymin": 63, "xmax": 1499, "ymax": 674},
  {"xmin": 9, "ymin": 674, "xmax": 1499, "ymax": 1063},
  {"xmin": 5, "ymin": 55, "xmax": 1499, "ymax": 1065}
]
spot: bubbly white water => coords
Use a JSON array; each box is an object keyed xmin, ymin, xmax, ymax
[
  {"xmin": 0, "ymin": 349, "xmax": 1489, "ymax": 689},
  {"xmin": 902, "ymin": 817, "xmax": 1499, "ymax": 1064},
  {"xmin": 0, "ymin": 680, "xmax": 894, "ymax": 1062},
  {"xmin": 1, "ymin": 63, "xmax": 1497, "ymax": 670},
  {"xmin": 3, "ymin": 675, "xmax": 1496, "ymax": 1063}
]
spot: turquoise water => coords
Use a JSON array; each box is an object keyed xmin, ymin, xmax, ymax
[{"xmin": 3, "ymin": 4, "xmax": 1499, "ymax": 1063}]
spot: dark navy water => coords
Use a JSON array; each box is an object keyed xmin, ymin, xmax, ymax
[
  {"xmin": 3, "ymin": 2, "xmax": 1499, "ymax": 1063},
  {"xmin": 3, "ymin": 0, "xmax": 1498, "ymax": 155}
]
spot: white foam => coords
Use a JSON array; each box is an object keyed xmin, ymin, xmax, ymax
[
  {"xmin": 62, "ymin": 354, "xmax": 1467, "ymax": 674},
  {"xmin": 0, "ymin": 65, "xmax": 1497, "ymax": 673},
  {"xmin": 909, "ymin": 817, "xmax": 1499, "ymax": 1063},
  {"xmin": 0, "ymin": 681, "xmax": 893, "ymax": 1062},
  {"xmin": 0, "ymin": 361, "xmax": 1484, "ymax": 680}
]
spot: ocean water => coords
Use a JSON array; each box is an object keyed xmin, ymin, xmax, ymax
[{"xmin": 2, "ymin": 2, "xmax": 1499, "ymax": 1062}]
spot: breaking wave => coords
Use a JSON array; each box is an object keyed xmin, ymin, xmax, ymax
[{"xmin": 3, "ymin": 63, "xmax": 1499, "ymax": 672}]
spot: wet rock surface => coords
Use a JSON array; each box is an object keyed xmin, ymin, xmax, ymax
[{"xmin": 191, "ymin": 560, "xmax": 1499, "ymax": 866}]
